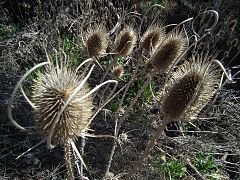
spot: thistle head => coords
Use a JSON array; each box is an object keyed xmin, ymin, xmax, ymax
[
  {"xmin": 114, "ymin": 26, "xmax": 137, "ymax": 56},
  {"xmin": 84, "ymin": 23, "xmax": 109, "ymax": 58},
  {"xmin": 140, "ymin": 24, "xmax": 166, "ymax": 53},
  {"xmin": 161, "ymin": 52, "xmax": 221, "ymax": 121},
  {"xmin": 32, "ymin": 63, "xmax": 93, "ymax": 146},
  {"xmin": 148, "ymin": 30, "xmax": 188, "ymax": 74},
  {"xmin": 112, "ymin": 64, "xmax": 124, "ymax": 78}
]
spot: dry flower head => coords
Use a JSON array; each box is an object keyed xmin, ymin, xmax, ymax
[
  {"xmin": 112, "ymin": 65, "xmax": 124, "ymax": 78},
  {"xmin": 84, "ymin": 23, "xmax": 109, "ymax": 58},
  {"xmin": 114, "ymin": 26, "xmax": 137, "ymax": 56},
  {"xmin": 148, "ymin": 30, "xmax": 188, "ymax": 73},
  {"xmin": 140, "ymin": 24, "xmax": 166, "ymax": 53},
  {"xmin": 161, "ymin": 53, "xmax": 221, "ymax": 121},
  {"xmin": 32, "ymin": 63, "xmax": 93, "ymax": 145}
]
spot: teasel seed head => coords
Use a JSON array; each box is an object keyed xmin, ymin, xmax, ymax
[
  {"xmin": 112, "ymin": 64, "xmax": 124, "ymax": 78},
  {"xmin": 161, "ymin": 53, "xmax": 221, "ymax": 121},
  {"xmin": 114, "ymin": 26, "xmax": 137, "ymax": 56},
  {"xmin": 149, "ymin": 30, "xmax": 188, "ymax": 73},
  {"xmin": 140, "ymin": 24, "xmax": 166, "ymax": 53},
  {"xmin": 32, "ymin": 64, "xmax": 93, "ymax": 146},
  {"xmin": 84, "ymin": 24, "xmax": 109, "ymax": 58}
]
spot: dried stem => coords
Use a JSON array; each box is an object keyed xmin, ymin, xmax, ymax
[
  {"xmin": 118, "ymin": 59, "xmax": 142, "ymax": 109},
  {"xmin": 64, "ymin": 141, "xmax": 75, "ymax": 180},
  {"xmin": 125, "ymin": 119, "xmax": 169, "ymax": 180},
  {"xmin": 185, "ymin": 158, "xmax": 206, "ymax": 180},
  {"xmin": 105, "ymin": 75, "xmax": 152, "ymax": 176}
]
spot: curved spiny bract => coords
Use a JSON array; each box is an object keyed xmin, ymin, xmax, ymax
[
  {"xmin": 140, "ymin": 24, "xmax": 166, "ymax": 53},
  {"xmin": 114, "ymin": 26, "xmax": 137, "ymax": 56},
  {"xmin": 32, "ymin": 64, "xmax": 93, "ymax": 146},
  {"xmin": 84, "ymin": 24, "xmax": 109, "ymax": 58},
  {"xmin": 148, "ymin": 30, "xmax": 188, "ymax": 74},
  {"xmin": 161, "ymin": 53, "xmax": 221, "ymax": 121}
]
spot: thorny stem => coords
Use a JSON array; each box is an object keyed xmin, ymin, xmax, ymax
[
  {"xmin": 104, "ymin": 117, "xmax": 119, "ymax": 176},
  {"xmin": 125, "ymin": 119, "xmax": 169, "ymax": 180},
  {"xmin": 101, "ymin": 82, "xmax": 119, "ymax": 106},
  {"xmin": 120, "ymin": 75, "xmax": 152, "ymax": 122},
  {"xmin": 64, "ymin": 141, "xmax": 75, "ymax": 180},
  {"xmin": 118, "ymin": 60, "xmax": 142, "ymax": 109},
  {"xmin": 86, "ymin": 83, "xmax": 128, "ymax": 129},
  {"xmin": 105, "ymin": 75, "xmax": 152, "ymax": 176}
]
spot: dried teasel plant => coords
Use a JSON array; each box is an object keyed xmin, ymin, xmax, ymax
[
  {"xmin": 7, "ymin": 50, "xmax": 117, "ymax": 179},
  {"xmin": 140, "ymin": 23, "xmax": 166, "ymax": 53},
  {"xmin": 147, "ymin": 29, "xmax": 188, "ymax": 74},
  {"xmin": 83, "ymin": 23, "xmax": 109, "ymax": 58},
  {"xmin": 125, "ymin": 52, "xmax": 226, "ymax": 179},
  {"xmin": 114, "ymin": 26, "xmax": 137, "ymax": 56},
  {"xmin": 105, "ymin": 9, "xmax": 221, "ymax": 179}
]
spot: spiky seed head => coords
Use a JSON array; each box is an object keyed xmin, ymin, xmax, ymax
[
  {"xmin": 140, "ymin": 24, "xmax": 166, "ymax": 53},
  {"xmin": 112, "ymin": 65, "xmax": 124, "ymax": 78},
  {"xmin": 161, "ymin": 53, "xmax": 221, "ymax": 121},
  {"xmin": 114, "ymin": 27, "xmax": 137, "ymax": 56},
  {"xmin": 149, "ymin": 30, "xmax": 188, "ymax": 73},
  {"xmin": 84, "ymin": 24, "xmax": 109, "ymax": 58},
  {"xmin": 32, "ymin": 64, "xmax": 93, "ymax": 145}
]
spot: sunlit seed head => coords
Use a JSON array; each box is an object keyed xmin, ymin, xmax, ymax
[
  {"xmin": 149, "ymin": 30, "xmax": 188, "ymax": 73},
  {"xmin": 84, "ymin": 24, "xmax": 109, "ymax": 58},
  {"xmin": 114, "ymin": 27, "xmax": 137, "ymax": 56},
  {"xmin": 161, "ymin": 53, "xmax": 221, "ymax": 121},
  {"xmin": 32, "ymin": 64, "xmax": 93, "ymax": 145},
  {"xmin": 162, "ymin": 72, "xmax": 202, "ymax": 119},
  {"xmin": 140, "ymin": 24, "xmax": 166, "ymax": 52},
  {"xmin": 112, "ymin": 65, "xmax": 124, "ymax": 78}
]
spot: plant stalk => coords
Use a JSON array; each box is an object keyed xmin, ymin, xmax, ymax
[
  {"xmin": 125, "ymin": 119, "xmax": 169, "ymax": 180},
  {"xmin": 104, "ymin": 75, "xmax": 152, "ymax": 176},
  {"xmin": 64, "ymin": 141, "xmax": 75, "ymax": 180}
]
